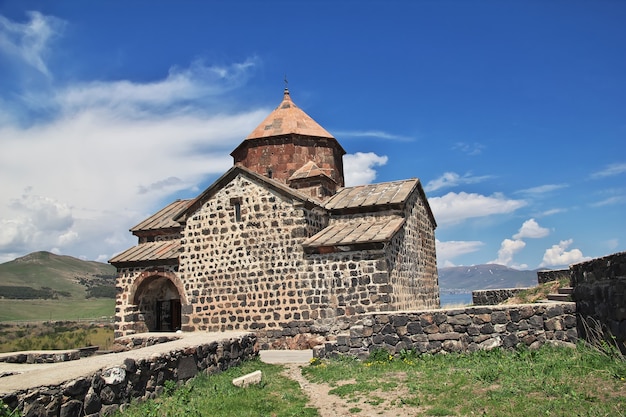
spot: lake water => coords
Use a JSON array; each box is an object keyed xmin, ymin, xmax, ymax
[{"xmin": 440, "ymin": 292, "xmax": 472, "ymax": 307}]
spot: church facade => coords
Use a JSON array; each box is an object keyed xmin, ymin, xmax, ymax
[{"xmin": 110, "ymin": 89, "xmax": 439, "ymax": 341}]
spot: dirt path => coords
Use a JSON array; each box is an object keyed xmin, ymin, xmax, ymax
[{"xmin": 282, "ymin": 364, "xmax": 414, "ymax": 417}]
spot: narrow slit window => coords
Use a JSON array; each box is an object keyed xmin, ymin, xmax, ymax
[
  {"xmin": 230, "ymin": 197, "xmax": 242, "ymax": 222},
  {"xmin": 234, "ymin": 202, "xmax": 241, "ymax": 222}
]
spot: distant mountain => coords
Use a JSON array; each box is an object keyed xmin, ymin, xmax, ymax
[
  {"xmin": 0, "ymin": 251, "xmax": 116, "ymax": 300},
  {"xmin": 438, "ymin": 264, "xmax": 539, "ymax": 293}
]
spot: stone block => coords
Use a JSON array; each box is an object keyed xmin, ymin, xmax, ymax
[{"xmin": 232, "ymin": 370, "xmax": 263, "ymax": 388}]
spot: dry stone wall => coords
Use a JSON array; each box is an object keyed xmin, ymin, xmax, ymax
[
  {"xmin": 571, "ymin": 251, "xmax": 626, "ymax": 353},
  {"xmin": 538, "ymin": 269, "xmax": 570, "ymax": 285},
  {"xmin": 316, "ymin": 303, "xmax": 577, "ymax": 359},
  {"xmin": 1, "ymin": 334, "xmax": 257, "ymax": 417},
  {"xmin": 472, "ymin": 288, "xmax": 532, "ymax": 305}
]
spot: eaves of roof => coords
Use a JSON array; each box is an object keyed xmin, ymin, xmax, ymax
[
  {"xmin": 325, "ymin": 178, "xmax": 437, "ymax": 228},
  {"xmin": 173, "ymin": 165, "xmax": 324, "ymax": 223},
  {"xmin": 130, "ymin": 199, "xmax": 191, "ymax": 233},
  {"xmin": 109, "ymin": 241, "xmax": 180, "ymax": 266},
  {"xmin": 302, "ymin": 216, "xmax": 405, "ymax": 248}
]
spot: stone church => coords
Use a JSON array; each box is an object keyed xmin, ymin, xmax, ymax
[{"xmin": 110, "ymin": 89, "xmax": 439, "ymax": 341}]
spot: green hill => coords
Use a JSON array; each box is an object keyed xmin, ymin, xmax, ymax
[{"xmin": 0, "ymin": 251, "xmax": 117, "ymax": 321}]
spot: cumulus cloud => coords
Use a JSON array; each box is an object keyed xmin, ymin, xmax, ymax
[
  {"xmin": 428, "ymin": 192, "xmax": 526, "ymax": 226},
  {"xmin": 343, "ymin": 152, "xmax": 388, "ymax": 186},
  {"xmin": 513, "ymin": 218, "xmax": 550, "ymax": 239},
  {"xmin": 590, "ymin": 162, "xmax": 626, "ymax": 179},
  {"xmin": 424, "ymin": 171, "xmax": 492, "ymax": 192},
  {"xmin": 436, "ymin": 239, "xmax": 484, "ymax": 267},
  {"xmin": 539, "ymin": 239, "xmax": 590, "ymax": 268},
  {"xmin": 0, "ymin": 12, "xmax": 268, "ymax": 263},
  {"xmin": 489, "ymin": 239, "xmax": 526, "ymax": 268}
]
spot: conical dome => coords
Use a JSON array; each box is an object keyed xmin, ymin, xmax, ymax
[
  {"xmin": 245, "ymin": 89, "xmax": 334, "ymax": 140},
  {"xmin": 231, "ymin": 88, "xmax": 345, "ymax": 193}
]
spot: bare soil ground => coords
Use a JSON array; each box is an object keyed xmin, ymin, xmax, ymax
[{"xmin": 283, "ymin": 364, "xmax": 421, "ymax": 417}]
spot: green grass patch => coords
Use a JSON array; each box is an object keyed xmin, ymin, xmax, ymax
[
  {"xmin": 303, "ymin": 344, "xmax": 626, "ymax": 416},
  {"xmin": 0, "ymin": 298, "xmax": 114, "ymax": 322},
  {"xmin": 117, "ymin": 359, "xmax": 318, "ymax": 417}
]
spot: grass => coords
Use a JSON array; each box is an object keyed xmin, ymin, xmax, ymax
[
  {"xmin": 112, "ymin": 344, "xmax": 625, "ymax": 416},
  {"xmin": 504, "ymin": 277, "xmax": 571, "ymax": 304},
  {"xmin": 0, "ymin": 322, "xmax": 115, "ymax": 353},
  {"xmin": 0, "ymin": 298, "xmax": 114, "ymax": 322},
  {"xmin": 303, "ymin": 344, "xmax": 626, "ymax": 416},
  {"xmin": 116, "ymin": 359, "xmax": 318, "ymax": 417}
]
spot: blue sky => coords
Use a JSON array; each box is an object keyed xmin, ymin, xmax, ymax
[{"xmin": 0, "ymin": 1, "xmax": 624, "ymax": 270}]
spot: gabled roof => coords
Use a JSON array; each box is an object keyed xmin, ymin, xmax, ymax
[
  {"xmin": 245, "ymin": 89, "xmax": 335, "ymax": 140},
  {"xmin": 302, "ymin": 217, "xmax": 405, "ymax": 248},
  {"xmin": 288, "ymin": 160, "xmax": 334, "ymax": 182},
  {"xmin": 325, "ymin": 179, "xmax": 419, "ymax": 211},
  {"xmin": 173, "ymin": 165, "xmax": 324, "ymax": 222},
  {"xmin": 130, "ymin": 199, "xmax": 192, "ymax": 233},
  {"xmin": 324, "ymin": 178, "xmax": 437, "ymax": 227},
  {"xmin": 109, "ymin": 241, "xmax": 180, "ymax": 266}
]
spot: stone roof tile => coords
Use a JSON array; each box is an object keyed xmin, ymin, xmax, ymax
[
  {"xmin": 130, "ymin": 199, "xmax": 191, "ymax": 233},
  {"xmin": 109, "ymin": 241, "xmax": 180, "ymax": 265},
  {"xmin": 325, "ymin": 179, "xmax": 419, "ymax": 211},
  {"xmin": 302, "ymin": 217, "xmax": 405, "ymax": 247},
  {"xmin": 245, "ymin": 89, "xmax": 334, "ymax": 140}
]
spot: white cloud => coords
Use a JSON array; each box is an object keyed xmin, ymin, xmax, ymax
[
  {"xmin": 489, "ymin": 238, "xmax": 526, "ymax": 267},
  {"xmin": 428, "ymin": 192, "xmax": 526, "ymax": 226},
  {"xmin": 540, "ymin": 208, "xmax": 567, "ymax": 216},
  {"xmin": 0, "ymin": 11, "xmax": 64, "ymax": 76},
  {"xmin": 590, "ymin": 162, "xmax": 626, "ymax": 179},
  {"xmin": 513, "ymin": 218, "xmax": 550, "ymax": 239},
  {"xmin": 425, "ymin": 171, "xmax": 492, "ymax": 192},
  {"xmin": 343, "ymin": 152, "xmax": 388, "ymax": 186},
  {"xmin": 0, "ymin": 16, "xmax": 267, "ymax": 263},
  {"xmin": 539, "ymin": 239, "xmax": 590, "ymax": 268},
  {"xmin": 590, "ymin": 195, "xmax": 626, "ymax": 207},
  {"xmin": 517, "ymin": 184, "xmax": 568, "ymax": 195},
  {"xmin": 334, "ymin": 130, "xmax": 413, "ymax": 142},
  {"xmin": 436, "ymin": 239, "xmax": 484, "ymax": 267},
  {"xmin": 452, "ymin": 142, "xmax": 484, "ymax": 156}
]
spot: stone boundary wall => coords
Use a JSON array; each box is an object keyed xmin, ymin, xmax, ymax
[
  {"xmin": 1, "ymin": 334, "xmax": 257, "ymax": 417},
  {"xmin": 315, "ymin": 303, "xmax": 577, "ymax": 359},
  {"xmin": 0, "ymin": 347, "xmax": 99, "ymax": 365},
  {"xmin": 472, "ymin": 288, "xmax": 532, "ymax": 305},
  {"xmin": 538, "ymin": 269, "xmax": 570, "ymax": 285},
  {"xmin": 571, "ymin": 251, "xmax": 626, "ymax": 353}
]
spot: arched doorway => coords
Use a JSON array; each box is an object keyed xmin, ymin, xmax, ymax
[{"xmin": 133, "ymin": 275, "xmax": 183, "ymax": 332}]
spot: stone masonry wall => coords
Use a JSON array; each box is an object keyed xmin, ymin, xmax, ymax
[
  {"xmin": 571, "ymin": 251, "xmax": 626, "ymax": 353},
  {"xmin": 1, "ymin": 334, "xmax": 257, "ymax": 417},
  {"xmin": 178, "ymin": 175, "xmax": 327, "ymax": 333},
  {"xmin": 232, "ymin": 136, "xmax": 344, "ymax": 187},
  {"xmin": 537, "ymin": 269, "xmax": 570, "ymax": 285},
  {"xmin": 316, "ymin": 303, "xmax": 577, "ymax": 359},
  {"xmin": 114, "ymin": 265, "xmax": 182, "ymax": 338},
  {"xmin": 472, "ymin": 288, "xmax": 532, "ymax": 305},
  {"xmin": 388, "ymin": 188, "xmax": 439, "ymax": 310}
]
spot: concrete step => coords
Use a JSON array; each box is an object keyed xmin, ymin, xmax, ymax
[{"xmin": 558, "ymin": 287, "xmax": 574, "ymax": 295}]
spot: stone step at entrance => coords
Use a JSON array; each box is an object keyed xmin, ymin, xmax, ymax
[
  {"xmin": 259, "ymin": 350, "xmax": 313, "ymax": 364},
  {"xmin": 547, "ymin": 287, "xmax": 574, "ymax": 302}
]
